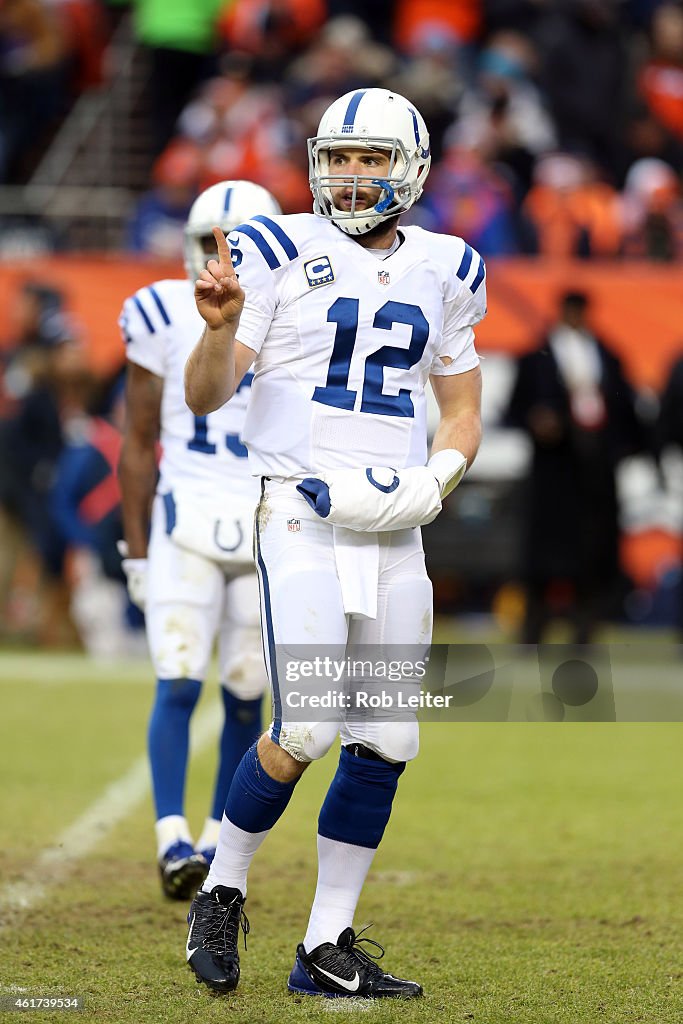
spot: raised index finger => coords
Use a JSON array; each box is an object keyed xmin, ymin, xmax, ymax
[{"xmin": 212, "ymin": 225, "xmax": 231, "ymax": 266}]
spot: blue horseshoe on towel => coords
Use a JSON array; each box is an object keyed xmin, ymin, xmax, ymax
[{"xmin": 365, "ymin": 468, "xmax": 400, "ymax": 493}]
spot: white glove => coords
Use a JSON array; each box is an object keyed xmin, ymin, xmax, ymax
[
  {"xmin": 427, "ymin": 449, "xmax": 467, "ymax": 499},
  {"xmin": 117, "ymin": 541, "xmax": 148, "ymax": 610}
]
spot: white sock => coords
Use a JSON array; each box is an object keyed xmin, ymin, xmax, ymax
[
  {"xmin": 202, "ymin": 815, "xmax": 269, "ymax": 896},
  {"xmin": 302, "ymin": 835, "xmax": 377, "ymax": 952},
  {"xmin": 196, "ymin": 817, "xmax": 221, "ymax": 853},
  {"xmin": 155, "ymin": 815, "xmax": 193, "ymax": 860}
]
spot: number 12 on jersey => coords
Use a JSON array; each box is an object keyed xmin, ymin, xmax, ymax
[{"xmin": 312, "ymin": 298, "xmax": 429, "ymax": 418}]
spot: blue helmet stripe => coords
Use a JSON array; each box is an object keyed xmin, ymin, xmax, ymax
[
  {"xmin": 342, "ymin": 90, "xmax": 366, "ymax": 131},
  {"xmin": 470, "ymin": 256, "xmax": 486, "ymax": 294},
  {"xmin": 148, "ymin": 286, "xmax": 171, "ymax": 326},
  {"xmin": 252, "ymin": 215, "xmax": 299, "ymax": 260},
  {"xmin": 456, "ymin": 243, "xmax": 473, "ymax": 283},
  {"xmin": 223, "ymin": 186, "xmax": 233, "ymax": 213},
  {"xmin": 409, "ymin": 109, "xmax": 430, "ymax": 159},
  {"xmin": 234, "ymin": 223, "xmax": 281, "ymax": 270},
  {"xmin": 133, "ymin": 296, "xmax": 155, "ymax": 334}
]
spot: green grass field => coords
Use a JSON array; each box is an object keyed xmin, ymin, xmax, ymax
[{"xmin": 1, "ymin": 649, "xmax": 682, "ymax": 1023}]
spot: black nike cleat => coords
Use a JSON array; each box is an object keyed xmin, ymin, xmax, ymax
[
  {"xmin": 158, "ymin": 841, "xmax": 209, "ymax": 900},
  {"xmin": 287, "ymin": 926, "xmax": 423, "ymax": 999},
  {"xmin": 186, "ymin": 885, "xmax": 249, "ymax": 995}
]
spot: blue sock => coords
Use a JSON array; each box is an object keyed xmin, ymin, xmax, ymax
[
  {"xmin": 148, "ymin": 677, "xmax": 202, "ymax": 819},
  {"xmin": 211, "ymin": 690, "xmax": 263, "ymax": 821},
  {"xmin": 224, "ymin": 741, "xmax": 298, "ymax": 832},
  {"xmin": 318, "ymin": 746, "xmax": 405, "ymax": 848}
]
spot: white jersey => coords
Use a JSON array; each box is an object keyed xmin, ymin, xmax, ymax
[
  {"xmin": 120, "ymin": 279, "xmax": 258, "ymax": 501},
  {"xmin": 231, "ymin": 214, "xmax": 486, "ymax": 479}
]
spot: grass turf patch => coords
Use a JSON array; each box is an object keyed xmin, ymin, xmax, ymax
[{"xmin": 1, "ymin": 653, "xmax": 682, "ymax": 1022}]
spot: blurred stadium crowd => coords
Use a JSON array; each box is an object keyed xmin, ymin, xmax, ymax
[
  {"xmin": 1, "ymin": 0, "xmax": 683, "ymax": 651},
  {"xmin": 4, "ymin": 0, "xmax": 683, "ymax": 259}
]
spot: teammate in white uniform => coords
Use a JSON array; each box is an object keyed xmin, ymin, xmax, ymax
[
  {"xmin": 118, "ymin": 181, "xmax": 281, "ymax": 900},
  {"xmin": 183, "ymin": 90, "xmax": 485, "ymax": 997}
]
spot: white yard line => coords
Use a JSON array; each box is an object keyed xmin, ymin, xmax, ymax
[{"xmin": 0, "ymin": 701, "xmax": 221, "ymax": 914}]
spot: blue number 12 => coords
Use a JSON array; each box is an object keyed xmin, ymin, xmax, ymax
[{"xmin": 312, "ymin": 298, "xmax": 429, "ymax": 418}]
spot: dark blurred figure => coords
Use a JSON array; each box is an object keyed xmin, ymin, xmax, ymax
[
  {"xmin": 0, "ymin": 284, "xmax": 90, "ymax": 644},
  {"xmin": 506, "ymin": 291, "xmax": 644, "ymax": 644},
  {"xmin": 657, "ymin": 354, "xmax": 683, "ymax": 459},
  {"xmin": 50, "ymin": 374, "xmax": 124, "ymax": 585},
  {"xmin": 327, "ymin": 0, "xmax": 394, "ymax": 45},
  {"xmin": 0, "ymin": 282, "xmax": 65, "ymax": 415},
  {"xmin": 656, "ymin": 351, "xmax": 683, "ymax": 637},
  {"xmin": 537, "ymin": 0, "xmax": 628, "ymax": 181},
  {"xmin": 0, "ymin": 283, "xmax": 66, "ymax": 634},
  {"xmin": 132, "ymin": 0, "xmax": 222, "ymax": 157},
  {"xmin": 285, "ymin": 16, "xmax": 395, "ymax": 112},
  {"xmin": 0, "ymin": 0, "xmax": 71, "ymax": 182},
  {"xmin": 126, "ymin": 140, "xmax": 202, "ymax": 258},
  {"xmin": 50, "ymin": 376, "xmax": 142, "ymax": 656},
  {"xmin": 449, "ymin": 30, "xmax": 557, "ymax": 200}
]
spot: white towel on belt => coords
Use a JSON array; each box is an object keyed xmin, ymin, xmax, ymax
[{"xmin": 332, "ymin": 525, "xmax": 379, "ymax": 619}]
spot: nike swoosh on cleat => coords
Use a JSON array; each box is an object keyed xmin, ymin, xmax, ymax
[
  {"xmin": 186, "ymin": 918, "xmax": 196, "ymax": 961},
  {"xmin": 314, "ymin": 966, "xmax": 361, "ymax": 992}
]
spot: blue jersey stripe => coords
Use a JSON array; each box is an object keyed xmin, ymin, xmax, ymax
[
  {"xmin": 223, "ymin": 186, "xmax": 233, "ymax": 212},
  {"xmin": 470, "ymin": 256, "xmax": 486, "ymax": 294},
  {"xmin": 236, "ymin": 371, "xmax": 254, "ymax": 393},
  {"xmin": 234, "ymin": 223, "xmax": 281, "ymax": 270},
  {"xmin": 148, "ymin": 286, "xmax": 171, "ymax": 326},
  {"xmin": 133, "ymin": 296, "xmax": 155, "ymax": 334},
  {"xmin": 456, "ymin": 243, "xmax": 473, "ymax": 283},
  {"xmin": 252, "ymin": 215, "xmax": 298, "ymax": 261},
  {"xmin": 342, "ymin": 90, "xmax": 366, "ymax": 130}
]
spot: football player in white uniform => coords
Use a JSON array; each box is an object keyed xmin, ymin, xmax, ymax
[
  {"xmin": 118, "ymin": 181, "xmax": 281, "ymax": 900},
  {"xmin": 183, "ymin": 90, "xmax": 485, "ymax": 997}
]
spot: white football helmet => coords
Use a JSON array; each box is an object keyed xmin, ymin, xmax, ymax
[
  {"xmin": 308, "ymin": 88, "xmax": 431, "ymax": 235},
  {"xmin": 183, "ymin": 180, "xmax": 281, "ymax": 281}
]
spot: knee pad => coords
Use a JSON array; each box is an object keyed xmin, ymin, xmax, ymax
[
  {"xmin": 343, "ymin": 720, "xmax": 419, "ymax": 764},
  {"xmin": 272, "ymin": 720, "xmax": 340, "ymax": 763},
  {"xmin": 221, "ymin": 649, "xmax": 267, "ymax": 702},
  {"xmin": 147, "ymin": 603, "xmax": 215, "ymax": 681}
]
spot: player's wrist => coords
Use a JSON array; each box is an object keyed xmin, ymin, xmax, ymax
[{"xmin": 205, "ymin": 319, "xmax": 239, "ymax": 340}]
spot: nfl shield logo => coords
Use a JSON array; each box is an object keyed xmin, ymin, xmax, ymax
[
  {"xmin": 378, "ymin": 269, "xmax": 390, "ymax": 286},
  {"xmin": 287, "ymin": 518, "xmax": 301, "ymax": 533}
]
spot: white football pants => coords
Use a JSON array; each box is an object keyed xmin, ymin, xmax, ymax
[
  {"xmin": 254, "ymin": 479, "xmax": 432, "ymax": 763},
  {"xmin": 146, "ymin": 495, "xmax": 266, "ymax": 698}
]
